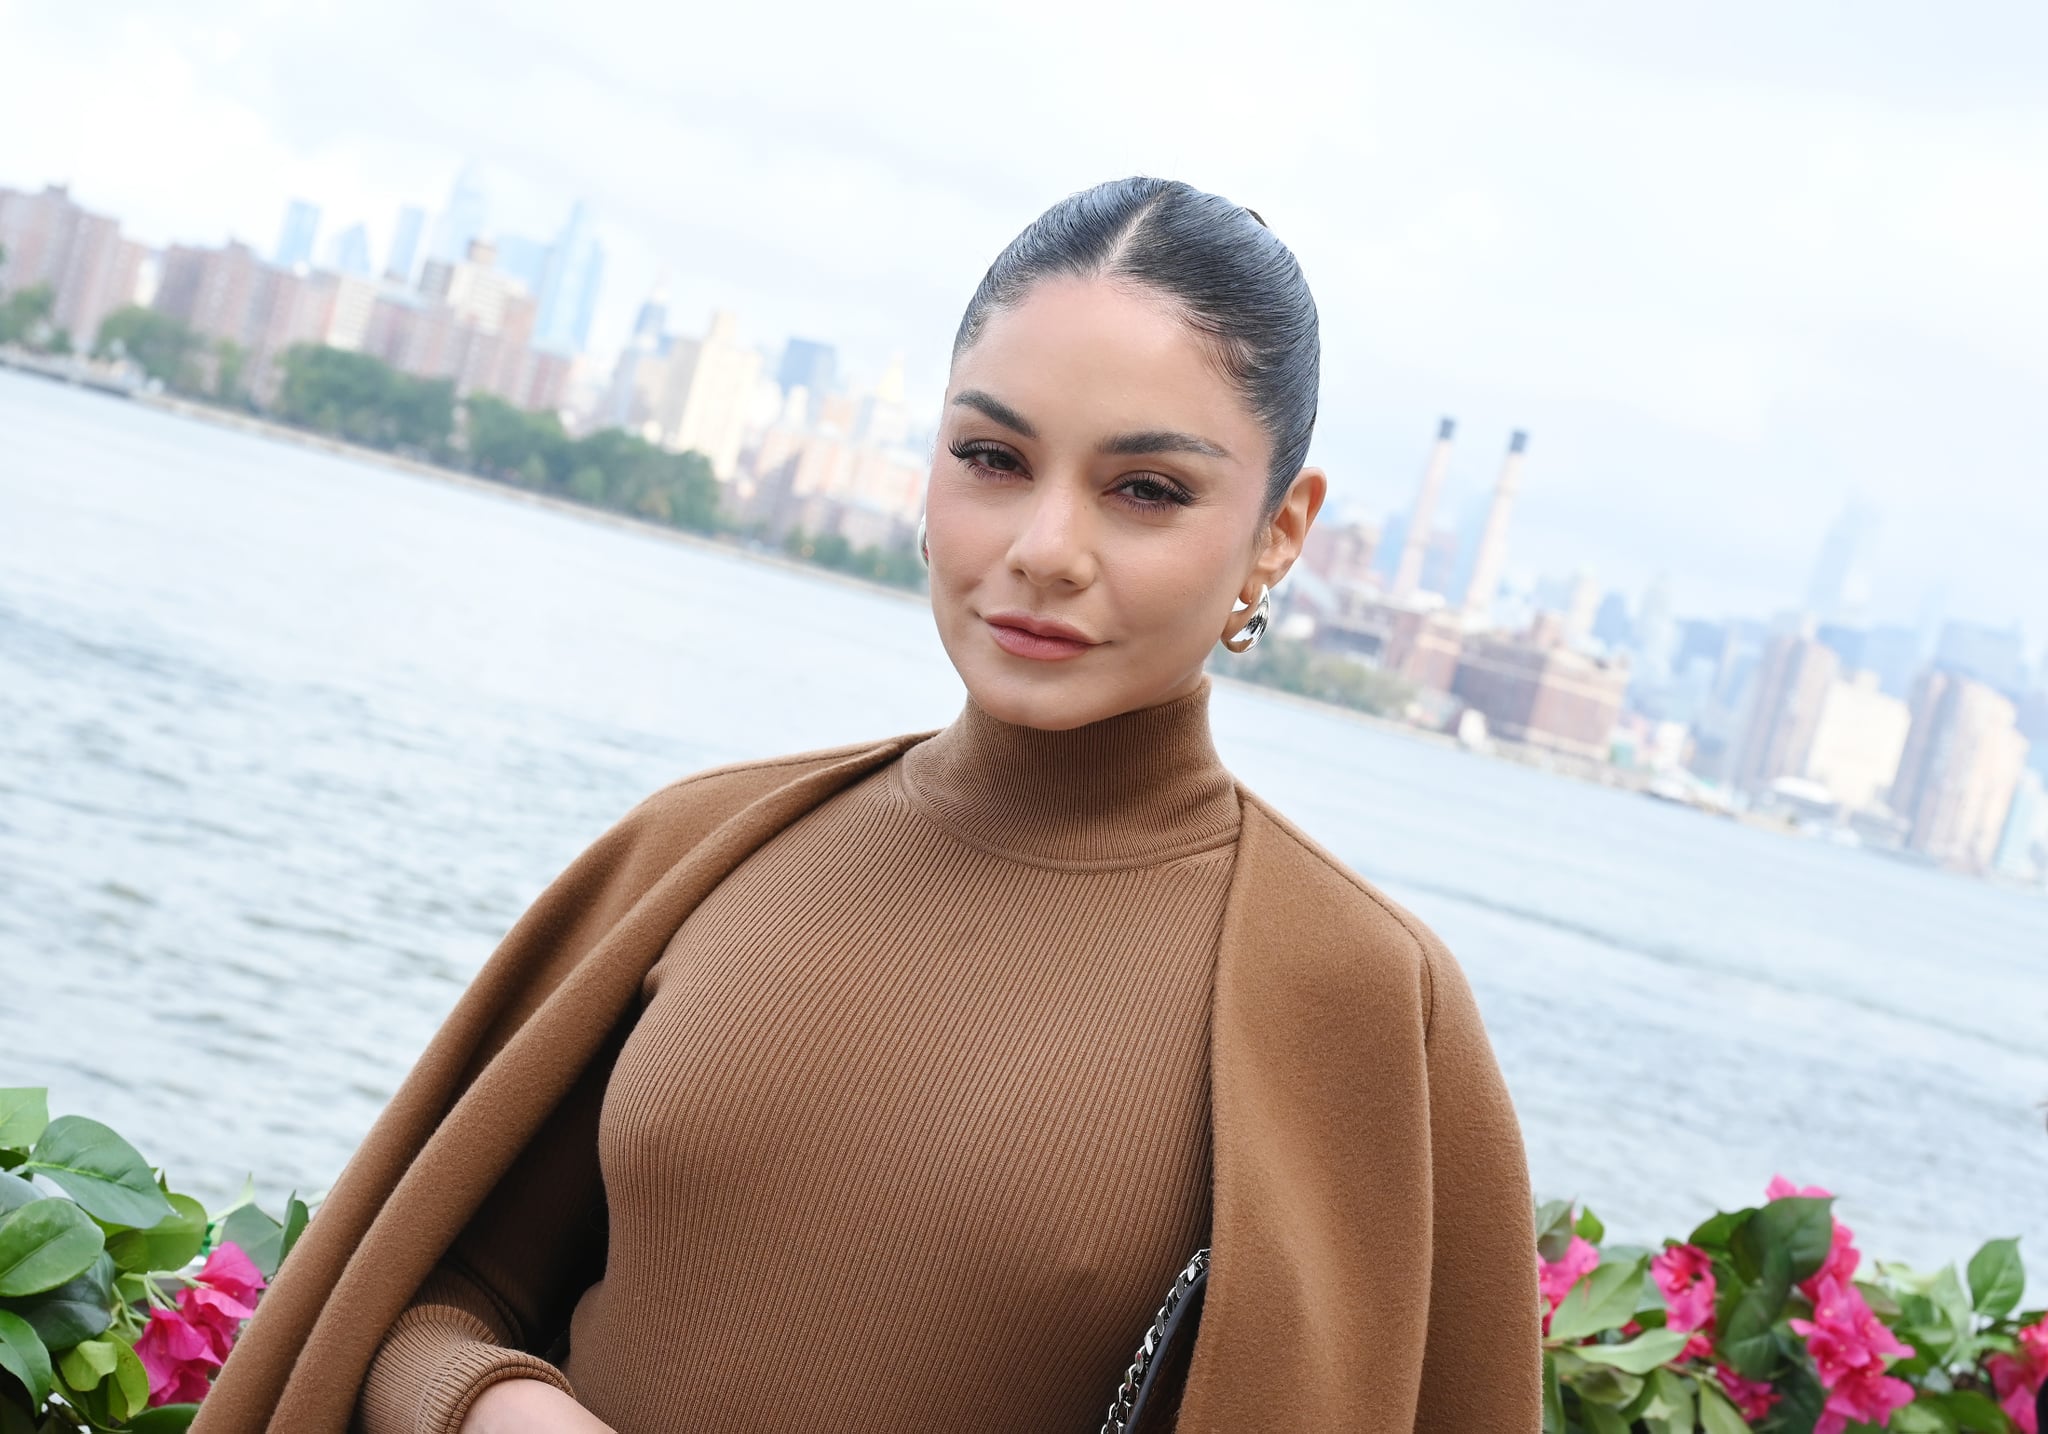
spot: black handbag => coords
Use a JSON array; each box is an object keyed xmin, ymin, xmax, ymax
[{"xmin": 1098, "ymin": 1249, "xmax": 1209, "ymax": 1434}]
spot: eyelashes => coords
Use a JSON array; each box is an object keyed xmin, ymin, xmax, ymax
[{"xmin": 945, "ymin": 440, "xmax": 1195, "ymax": 511}]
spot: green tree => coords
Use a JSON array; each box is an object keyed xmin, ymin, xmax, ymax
[
  {"xmin": 94, "ymin": 307, "xmax": 202, "ymax": 390},
  {"xmin": 213, "ymin": 339, "xmax": 247, "ymax": 404},
  {"xmin": 0, "ymin": 283, "xmax": 56, "ymax": 346},
  {"xmin": 274, "ymin": 346, "xmax": 454, "ymax": 457}
]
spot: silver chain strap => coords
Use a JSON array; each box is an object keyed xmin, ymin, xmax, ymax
[{"xmin": 1099, "ymin": 1247, "xmax": 1210, "ymax": 1434}]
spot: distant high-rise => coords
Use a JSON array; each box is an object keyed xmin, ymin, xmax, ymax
[
  {"xmin": 1634, "ymin": 573, "xmax": 1677, "ymax": 676},
  {"xmin": 1732, "ymin": 630, "xmax": 1841, "ymax": 794},
  {"xmin": 777, "ymin": 338, "xmax": 838, "ymax": 408},
  {"xmin": 329, "ymin": 222, "xmax": 372, "ymax": 278},
  {"xmin": 630, "ymin": 283, "xmax": 670, "ymax": 348},
  {"xmin": 494, "ymin": 234, "xmax": 552, "ymax": 295},
  {"xmin": 1934, "ymin": 620, "xmax": 2026, "ymax": 698},
  {"xmin": 1591, "ymin": 591, "xmax": 1634, "ymax": 651},
  {"xmin": 1391, "ymin": 418, "xmax": 1455, "ymax": 602},
  {"xmin": 1459, "ymin": 430, "xmax": 1528, "ymax": 628},
  {"xmin": 274, "ymin": 199, "xmax": 320, "ymax": 269},
  {"xmin": 386, "ymin": 205, "xmax": 426, "ymax": 284},
  {"xmin": 533, "ymin": 201, "xmax": 603, "ymax": 354},
  {"xmin": 429, "ymin": 164, "xmax": 488, "ymax": 266},
  {"xmin": 1805, "ymin": 496, "xmax": 1881, "ymax": 621},
  {"xmin": 652, "ymin": 311, "xmax": 764, "ymax": 479},
  {"xmin": 1892, "ymin": 671, "xmax": 2029, "ymax": 871}
]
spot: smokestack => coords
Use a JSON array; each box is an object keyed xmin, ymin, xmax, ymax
[
  {"xmin": 1460, "ymin": 430, "xmax": 1529, "ymax": 627},
  {"xmin": 1390, "ymin": 417, "xmax": 1456, "ymax": 602}
]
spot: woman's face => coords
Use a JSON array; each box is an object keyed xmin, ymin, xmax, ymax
[{"xmin": 926, "ymin": 275, "xmax": 1324, "ymax": 731}]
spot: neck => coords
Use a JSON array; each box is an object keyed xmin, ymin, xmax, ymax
[{"xmin": 900, "ymin": 677, "xmax": 1239, "ymax": 868}]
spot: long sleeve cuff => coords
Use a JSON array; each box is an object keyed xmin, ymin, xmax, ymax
[{"xmin": 355, "ymin": 1297, "xmax": 575, "ymax": 1434}]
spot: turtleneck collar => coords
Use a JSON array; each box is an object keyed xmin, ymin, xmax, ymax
[{"xmin": 898, "ymin": 676, "xmax": 1240, "ymax": 870}]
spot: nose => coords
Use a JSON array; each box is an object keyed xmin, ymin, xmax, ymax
[{"xmin": 1005, "ymin": 477, "xmax": 1097, "ymax": 590}]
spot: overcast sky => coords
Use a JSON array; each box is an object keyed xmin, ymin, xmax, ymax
[{"xmin": 7, "ymin": 0, "xmax": 2044, "ymax": 642}]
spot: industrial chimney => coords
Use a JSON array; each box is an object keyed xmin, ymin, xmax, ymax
[
  {"xmin": 1460, "ymin": 430, "xmax": 1529, "ymax": 628},
  {"xmin": 1390, "ymin": 417, "xmax": 1456, "ymax": 602}
]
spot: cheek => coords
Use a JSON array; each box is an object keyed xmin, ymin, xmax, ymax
[{"xmin": 1107, "ymin": 531, "xmax": 1241, "ymax": 632}]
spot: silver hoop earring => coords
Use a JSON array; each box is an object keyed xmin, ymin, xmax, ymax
[
  {"xmin": 1223, "ymin": 584, "xmax": 1270, "ymax": 653},
  {"xmin": 916, "ymin": 513, "xmax": 929, "ymax": 568}
]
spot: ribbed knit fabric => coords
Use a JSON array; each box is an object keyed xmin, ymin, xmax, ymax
[{"xmin": 355, "ymin": 678, "xmax": 1240, "ymax": 1434}]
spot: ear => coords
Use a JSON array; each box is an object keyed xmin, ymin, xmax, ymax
[{"xmin": 1242, "ymin": 467, "xmax": 1328, "ymax": 599}]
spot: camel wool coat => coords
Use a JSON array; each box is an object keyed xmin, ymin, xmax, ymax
[{"xmin": 194, "ymin": 733, "xmax": 1542, "ymax": 1433}]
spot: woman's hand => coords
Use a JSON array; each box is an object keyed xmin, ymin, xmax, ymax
[{"xmin": 459, "ymin": 1377, "xmax": 617, "ymax": 1434}]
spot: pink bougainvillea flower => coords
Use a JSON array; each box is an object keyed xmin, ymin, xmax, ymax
[
  {"xmin": 1790, "ymin": 1273, "xmax": 1915, "ymax": 1434},
  {"xmin": 1650, "ymin": 1243, "xmax": 1716, "ymax": 1360},
  {"xmin": 1766, "ymin": 1174, "xmax": 1832, "ymax": 1201},
  {"xmin": 1714, "ymin": 1364, "xmax": 1780, "ymax": 1423},
  {"xmin": 1814, "ymin": 1365, "xmax": 1916, "ymax": 1434},
  {"xmin": 133, "ymin": 1304, "xmax": 222, "ymax": 1407},
  {"xmin": 1537, "ymin": 1235, "xmax": 1601, "ymax": 1331},
  {"xmin": 179, "ymin": 1282, "xmax": 260, "ymax": 1363},
  {"xmin": 195, "ymin": 1241, "xmax": 269, "ymax": 1307},
  {"xmin": 1988, "ymin": 1316, "xmax": 2048, "ymax": 1434}
]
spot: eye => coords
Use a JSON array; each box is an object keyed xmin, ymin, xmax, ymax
[
  {"xmin": 1112, "ymin": 473, "xmax": 1195, "ymax": 511},
  {"xmin": 948, "ymin": 439, "xmax": 1025, "ymax": 478}
]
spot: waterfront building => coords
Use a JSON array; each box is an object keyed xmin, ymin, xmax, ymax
[
  {"xmin": 386, "ymin": 205, "xmax": 427, "ymax": 284},
  {"xmin": 0, "ymin": 183, "xmax": 147, "ymax": 347},
  {"xmin": 1934, "ymin": 620, "xmax": 2027, "ymax": 698},
  {"xmin": 1300, "ymin": 519, "xmax": 1382, "ymax": 593},
  {"xmin": 1994, "ymin": 769, "xmax": 2045, "ymax": 881},
  {"xmin": 777, "ymin": 338, "xmax": 838, "ymax": 416},
  {"xmin": 1448, "ymin": 613, "xmax": 1630, "ymax": 761},
  {"xmin": 1731, "ymin": 630, "xmax": 1841, "ymax": 795},
  {"xmin": 648, "ymin": 311, "xmax": 764, "ymax": 480},
  {"xmin": 1892, "ymin": 671, "xmax": 2029, "ymax": 872},
  {"xmin": 1802, "ymin": 671, "xmax": 1912, "ymax": 811},
  {"xmin": 274, "ymin": 199, "xmax": 320, "ymax": 269}
]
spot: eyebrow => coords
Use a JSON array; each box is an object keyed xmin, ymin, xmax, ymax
[{"xmin": 951, "ymin": 388, "xmax": 1232, "ymax": 460}]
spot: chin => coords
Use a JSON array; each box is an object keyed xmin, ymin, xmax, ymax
[{"xmin": 959, "ymin": 663, "xmax": 1119, "ymax": 731}]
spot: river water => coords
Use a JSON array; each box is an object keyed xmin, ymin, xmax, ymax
[{"xmin": 2, "ymin": 367, "xmax": 2044, "ymax": 1289}]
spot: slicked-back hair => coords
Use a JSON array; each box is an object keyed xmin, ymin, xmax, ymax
[{"xmin": 953, "ymin": 177, "xmax": 1320, "ymax": 515}]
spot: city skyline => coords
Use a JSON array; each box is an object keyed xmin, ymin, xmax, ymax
[{"xmin": 5, "ymin": 0, "xmax": 2045, "ymax": 641}]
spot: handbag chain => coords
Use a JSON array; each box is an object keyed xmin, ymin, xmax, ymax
[{"xmin": 1098, "ymin": 1247, "xmax": 1211, "ymax": 1434}]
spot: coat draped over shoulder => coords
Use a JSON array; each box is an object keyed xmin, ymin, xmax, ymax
[{"xmin": 194, "ymin": 735, "xmax": 1541, "ymax": 1433}]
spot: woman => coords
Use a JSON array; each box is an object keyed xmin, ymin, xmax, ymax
[{"xmin": 197, "ymin": 177, "xmax": 1541, "ymax": 1434}]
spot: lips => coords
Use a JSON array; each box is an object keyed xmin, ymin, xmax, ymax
[{"xmin": 983, "ymin": 611, "xmax": 1100, "ymax": 662}]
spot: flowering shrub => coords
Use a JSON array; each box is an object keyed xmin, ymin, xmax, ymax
[
  {"xmin": 1540, "ymin": 1177, "xmax": 2044, "ymax": 1433},
  {"xmin": 0, "ymin": 1089, "xmax": 307, "ymax": 1432}
]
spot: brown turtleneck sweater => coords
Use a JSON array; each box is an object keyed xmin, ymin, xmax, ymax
[{"xmin": 355, "ymin": 680, "xmax": 1241, "ymax": 1434}]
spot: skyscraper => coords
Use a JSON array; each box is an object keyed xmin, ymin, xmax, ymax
[
  {"xmin": 533, "ymin": 201, "xmax": 603, "ymax": 354},
  {"xmin": 1732, "ymin": 630, "xmax": 1841, "ymax": 795},
  {"xmin": 1391, "ymin": 418, "xmax": 1456, "ymax": 602},
  {"xmin": 1459, "ymin": 430, "xmax": 1528, "ymax": 628},
  {"xmin": 386, "ymin": 205, "xmax": 426, "ymax": 284},
  {"xmin": 1892, "ymin": 671, "xmax": 2029, "ymax": 871},
  {"xmin": 329, "ymin": 222, "xmax": 373, "ymax": 278},
  {"xmin": 429, "ymin": 164, "xmax": 488, "ymax": 266},
  {"xmin": 1805, "ymin": 496, "xmax": 1881, "ymax": 621},
  {"xmin": 777, "ymin": 338, "xmax": 838, "ymax": 408},
  {"xmin": 274, "ymin": 199, "xmax": 320, "ymax": 269}
]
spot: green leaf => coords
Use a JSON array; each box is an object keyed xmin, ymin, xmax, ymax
[
  {"xmin": 56, "ymin": 1336, "xmax": 117, "ymax": 1391},
  {"xmin": 0, "ymin": 1309, "xmax": 51, "ymax": 1408},
  {"xmin": 1641, "ymin": 1367, "xmax": 1696, "ymax": 1434},
  {"xmin": 107, "ymin": 1340, "xmax": 149, "ymax": 1422},
  {"xmin": 0, "ymin": 1251, "xmax": 114, "ymax": 1350},
  {"xmin": 106, "ymin": 1193, "xmax": 206, "ymax": 1275},
  {"xmin": 1549, "ymin": 1257, "xmax": 1647, "ymax": 1343},
  {"xmin": 1536, "ymin": 1199, "xmax": 1576, "ymax": 1263},
  {"xmin": 1889, "ymin": 1401, "xmax": 1959, "ymax": 1434},
  {"xmin": 1734, "ymin": 1196, "xmax": 1835, "ymax": 1284},
  {"xmin": 1965, "ymin": 1238, "xmax": 2023, "ymax": 1320},
  {"xmin": 1541, "ymin": 1351, "xmax": 1564, "ymax": 1434},
  {"xmin": 126, "ymin": 1408, "xmax": 202, "ymax": 1433},
  {"xmin": 1575, "ymin": 1206, "xmax": 1607, "ymax": 1244},
  {"xmin": 19, "ymin": 1119, "xmax": 173, "ymax": 1229},
  {"xmin": 1923, "ymin": 1265, "xmax": 1974, "ymax": 1362},
  {"xmin": 1929, "ymin": 1388, "xmax": 2008, "ymax": 1430},
  {"xmin": 1721, "ymin": 1245, "xmax": 1793, "ymax": 1380},
  {"xmin": 217, "ymin": 1203, "xmax": 285, "ymax": 1279},
  {"xmin": 279, "ymin": 1193, "xmax": 310, "ymax": 1269},
  {"xmin": 1698, "ymin": 1380, "xmax": 1753, "ymax": 1434},
  {"xmin": 1581, "ymin": 1403, "xmax": 1630, "ymax": 1434},
  {"xmin": 1571, "ymin": 1327, "xmax": 1693, "ymax": 1375},
  {"xmin": 0, "ymin": 1200, "xmax": 105, "ymax": 1297},
  {"xmin": 0, "ymin": 1175, "xmax": 36, "ymax": 1219},
  {"xmin": 0, "ymin": 1095, "xmax": 46, "ymax": 1156},
  {"xmin": 1689, "ymin": 1207, "xmax": 1754, "ymax": 1253}
]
